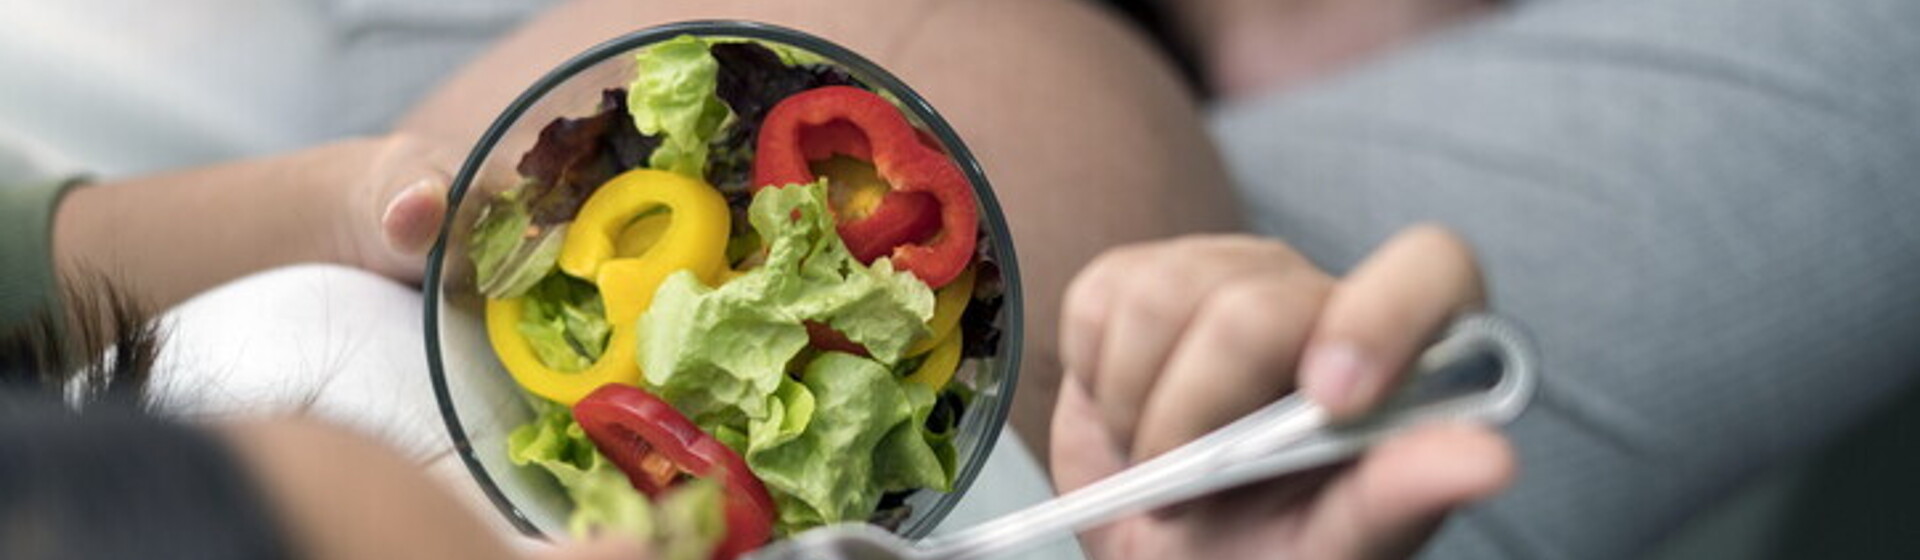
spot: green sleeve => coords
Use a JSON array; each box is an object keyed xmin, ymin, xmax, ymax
[{"xmin": 0, "ymin": 180, "xmax": 76, "ymax": 330}]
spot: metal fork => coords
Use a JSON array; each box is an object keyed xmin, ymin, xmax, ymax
[{"xmin": 748, "ymin": 313, "xmax": 1539, "ymax": 560}]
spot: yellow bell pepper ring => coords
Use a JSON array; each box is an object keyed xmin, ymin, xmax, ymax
[
  {"xmin": 906, "ymin": 265, "xmax": 975, "ymax": 356},
  {"xmin": 486, "ymin": 169, "xmax": 732, "ymax": 406},
  {"xmin": 560, "ymin": 168, "xmax": 732, "ymax": 325},
  {"xmin": 485, "ymin": 298, "xmax": 642, "ymax": 406},
  {"xmin": 905, "ymin": 325, "xmax": 963, "ymax": 390}
]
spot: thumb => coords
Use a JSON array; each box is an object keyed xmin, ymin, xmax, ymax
[{"xmin": 380, "ymin": 173, "xmax": 450, "ymax": 258}]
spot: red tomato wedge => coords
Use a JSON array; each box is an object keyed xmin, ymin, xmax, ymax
[{"xmin": 573, "ymin": 384, "xmax": 777, "ymax": 560}]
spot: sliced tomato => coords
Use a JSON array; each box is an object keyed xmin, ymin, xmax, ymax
[{"xmin": 573, "ymin": 384, "xmax": 776, "ymax": 560}]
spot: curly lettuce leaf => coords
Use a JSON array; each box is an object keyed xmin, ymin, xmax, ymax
[
  {"xmin": 745, "ymin": 352, "xmax": 938, "ymax": 534},
  {"xmin": 748, "ymin": 181, "xmax": 935, "ymax": 363},
  {"xmin": 747, "ymin": 377, "xmax": 816, "ymax": 455},
  {"xmin": 517, "ymin": 274, "xmax": 611, "ymax": 371},
  {"xmin": 630, "ymin": 35, "xmax": 730, "ymax": 178},
  {"xmin": 635, "ymin": 271, "xmax": 809, "ymax": 423},
  {"xmin": 636, "ymin": 181, "xmax": 933, "ymax": 422}
]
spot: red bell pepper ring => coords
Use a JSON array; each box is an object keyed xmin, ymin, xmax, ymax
[
  {"xmin": 753, "ymin": 86, "xmax": 978, "ymax": 288},
  {"xmin": 838, "ymin": 191, "xmax": 940, "ymax": 264},
  {"xmin": 573, "ymin": 384, "xmax": 776, "ymax": 560}
]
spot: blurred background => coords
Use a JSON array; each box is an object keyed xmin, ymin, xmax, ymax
[{"xmin": 3, "ymin": 0, "xmax": 1917, "ymax": 558}]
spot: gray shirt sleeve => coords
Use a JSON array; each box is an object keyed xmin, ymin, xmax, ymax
[{"xmin": 1208, "ymin": 0, "xmax": 1920, "ymax": 557}]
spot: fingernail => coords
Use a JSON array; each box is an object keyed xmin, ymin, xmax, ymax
[
  {"xmin": 382, "ymin": 178, "xmax": 444, "ymax": 254},
  {"xmin": 1301, "ymin": 342, "xmax": 1369, "ymax": 412},
  {"xmin": 381, "ymin": 178, "xmax": 437, "ymax": 223}
]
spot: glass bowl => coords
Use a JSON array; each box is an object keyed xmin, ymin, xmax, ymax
[{"xmin": 422, "ymin": 21, "xmax": 1023, "ymax": 542}]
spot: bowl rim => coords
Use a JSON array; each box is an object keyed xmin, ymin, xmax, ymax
[{"xmin": 423, "ymin": 19, "xmax": 1025, "ymax": 539}]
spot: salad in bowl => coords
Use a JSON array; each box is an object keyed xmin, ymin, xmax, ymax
[{"xmin": 424, "ymin": 21, "xmax": 1021, "ymax": 560}]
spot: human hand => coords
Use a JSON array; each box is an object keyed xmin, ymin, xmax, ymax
[
  {"xmin": 1051, "ymin": 227, "xmax": 1514, "ymax": 559},
  {"xmin": 52, "ymin": 133, "xmax": 459, "ymax": 308},
  {"xmin": 322, "ymin": 133, "xmax": 458, "ymax": 283}
]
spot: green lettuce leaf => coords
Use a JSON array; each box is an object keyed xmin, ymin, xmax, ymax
[
  {"xmin": 472, "ymin": 85, "xmax": 661, "ymax": 300},
  {"xmin": 636, "ymin": 181, "xmax": 933, "ymax": 423},
  {"xmin": 470, "ymin": 190, "xmax": 565, "ymax": 299},
  {"xmin": 516, "ymin": 274, "xmax": 611, "ymax": 372},
  {"xmin": 635, "ymin": 270, "xmax": 808, "ymax": 423},
  {"xmin": 630, "ymin": 35, "xmax": 731, "ymax": 178},
  {"xmin": 747, "ymin": 377, "xmax": 815, "ymax": 455},
  {"xmin": 745, "ymin": 352, "xmax": 914, "ymax": 533},
  {"xmin": 872, "ymin": 381, "xmax": 950, "ymax": 494},
  {"xmin": 507, "ymin": 403, "xmax": 725, "ymax": 560},
  {"xmin": 653, "ymin": 478, "xmax": 727, "ymax": 560},
  {"xmin": 758, "ymin": 183, "xmax": 935, "ymax": 364},
  {"xmin": 506, "ymin": 402, "xmax": 654, "ymax": 540}
]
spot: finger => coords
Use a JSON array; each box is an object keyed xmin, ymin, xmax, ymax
[
  {"xmin": 1049, "ymin": 378, "xmax": 1128, "ymax": 494},
  {"xmin": 1058, "ymin": 243, "xmax": 1148, "ymax": 385},
  {"xmin": 1087, "ymin": 237, "xmax": 1299, "ymax": 453},
  {"xmin": 1130, "ymin": 269, "xmax": 1330, "ymax": 461},
  {"xmin": 1295, "ymin": 423, "xmax": 1515, "ymax": 560},
  {"xmin": 1299, "ymin": 225, "xmax": 1485, "ymax": 418},
  {"xmin": 381, "ymin": 174, "xmax": 450, "ymax": 257}
]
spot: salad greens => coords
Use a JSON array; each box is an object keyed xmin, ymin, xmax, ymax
[
  {"xmin": 636, "ymin": 180, "xmax": 934, "ymax": 424},
  {"xmin": 470, "ymin": 189, "xmax": 561, "ymax": 298},
  {"xmin": 632, "ymin": 180, "xmax": 945, "ymax": 534},
  {"xmin": 508, "ymin": 403, "xmax": 725, "ymax": 560},
  {"xmin": 629, "ymin": 35, "xmax": 731, "ymax": 178},
  {"xmin": 476, "ymin": 33, "xmax": 998, "ymax": 553},
  {"xmin": 473, "ymin": 88, "xmax": 657, "ymax": 299},
  {"xmin": 745, "ymin": 352, "xmax": 947, "ymax": 534},
  {"xmin": 516, "ymin": 274, "xmax": 612, "ymax": 372},
  {"xmin": 705, "ymin": 41, "xmax": 856, "ymax": 188}
]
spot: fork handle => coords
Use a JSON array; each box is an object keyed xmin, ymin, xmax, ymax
[{"xmin": 916, "ymin": 313, "xmax": 1537, "ymax": 560}]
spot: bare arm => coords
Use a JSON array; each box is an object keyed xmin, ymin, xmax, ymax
[{"xmin": 50, "ymin": 135, "xmax": 451, "ymax": 310}]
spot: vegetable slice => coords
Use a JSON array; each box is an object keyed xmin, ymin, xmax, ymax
[
  {"xmin": 904, "ymin": 327, "xmax": 962, "ymax": 390},
  {"xmin": 752, "ymin": 86, "xmax": 978, "ymax": 287},
  {"xmin": 575, "ymin": 384, "xmax": 777, "ymax": 560},
  {"xmin": 487, "ymin": 169, "xmax": 731, "ymax": 406}
]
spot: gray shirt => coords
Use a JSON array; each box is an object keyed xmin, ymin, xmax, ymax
[{"xmin": 1211, "ymin": 0, "xmax": 1920, "ymax": 557}]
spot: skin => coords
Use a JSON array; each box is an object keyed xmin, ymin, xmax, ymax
[
  {"xmin": 45, "ymin": 0, "xmax": 1514, "ymax": 558},
  {"xmin": 51, "ymin": 134, "xmax": 454, "ymax": 309},
  {"xmin": 222, "ymin": 419, "xmax": 652, "ymax": 560},
  {"xmin": 1051, "ymin": 228, "xmax": 1515, "ymax": 559}
]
